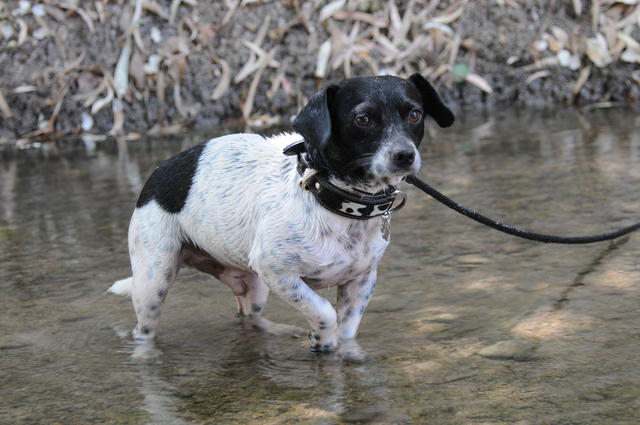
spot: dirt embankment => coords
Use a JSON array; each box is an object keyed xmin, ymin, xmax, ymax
[{"xmin": 0, "ymin": 0, "xmax": 639, "ymax": 140}]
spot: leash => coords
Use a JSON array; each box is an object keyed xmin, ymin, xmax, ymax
[{"xmin": 406, "ymin": 175, "xmax": 640, "ymax": 244}]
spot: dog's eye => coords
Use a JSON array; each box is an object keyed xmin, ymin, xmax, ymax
[
  {"xmin": 408, "ymin": 109, "xmax": 423, "ymax": 123},
  {"xmin": 354, "ymin": 114, "xmax": 371, "ymax": 127}
]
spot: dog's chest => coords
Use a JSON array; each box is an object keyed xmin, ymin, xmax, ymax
[{"xmin": 301, "ymin": 221, "xmax": 388, "ymax": 288}]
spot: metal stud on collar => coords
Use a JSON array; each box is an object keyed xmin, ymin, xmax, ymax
[{"xmin": 299, "ymin": 169, "xmax": 318, "ymax": 189}]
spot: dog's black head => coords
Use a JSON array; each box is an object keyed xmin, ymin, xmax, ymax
[{"xmin": 293, "ymin": 74, "xmax": 454, "ymax": 187}]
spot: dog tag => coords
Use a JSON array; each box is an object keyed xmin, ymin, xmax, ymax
[{"xmin": 380, "ymin": 211, "xmax": 391, "ymax": 241}]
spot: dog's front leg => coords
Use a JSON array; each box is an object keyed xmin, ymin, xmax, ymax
[
  {"xmin": 263, "ymin": 274, "xmax": 339, "ymax": 352},
  {"xmin": 336, "ymin": 269, "xmax": 377, "ymax": 340}
]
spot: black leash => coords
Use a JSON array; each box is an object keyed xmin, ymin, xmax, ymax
[{"xmin": 406, "ymin": 174, "xmax": 640, "ymax": 244}]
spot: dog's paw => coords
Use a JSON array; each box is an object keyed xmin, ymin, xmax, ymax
[
  {"xmin": 310, "ymin": 342, "xmax": 338, "ymax": 353},
  {"xmin": 308, "ymin": 328, "xmax": 338, "ymax": 353},
  {"xmin": 132, "ymin": 324, "xmax": 156, "ymax": 342}
]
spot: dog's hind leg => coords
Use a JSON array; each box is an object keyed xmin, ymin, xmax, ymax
[
  {"xmin": 128, "ymin": 206, "xmax": 182, "ymax": 342},
  {"xmin": 212, "ymin": 271, "xmax": 304, "ymax": 337},
  {"xmin": 231, "ymin": 274, "xmax": 269, "ymax": 316}
]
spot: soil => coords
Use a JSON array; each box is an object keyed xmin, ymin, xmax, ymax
[{"xmin": 0, "ymin": 0, "xmax": 639, "ymax": 139}]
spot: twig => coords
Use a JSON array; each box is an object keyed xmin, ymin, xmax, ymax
[
  {"xmin": 243, "ymin": 48, "xmax": 276, "ymax": 124},
  {"xmin": 211, "ymin": 57, "xmax": 231, "ymax": 100},
  {"xmin": 0, "ymin": 88, "xmax": 13, "ymax": 118}
]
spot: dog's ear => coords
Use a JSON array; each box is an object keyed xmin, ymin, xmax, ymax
[
  {"xmin": 293, "ymin": 84, "xmax": 338, "ymax": 151},
  {"xmin": 408, "ymin": 73, "xmax": 454, "ymax": 128}
]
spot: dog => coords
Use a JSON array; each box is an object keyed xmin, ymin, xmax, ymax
[{"xmin": 108, "ymin": 73, "xmax": 454, "ymax": 352}]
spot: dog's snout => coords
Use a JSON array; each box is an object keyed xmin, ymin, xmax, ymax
[{"xmin": 392, "ymin": 150, "xmax": 416, "ymax": 168}]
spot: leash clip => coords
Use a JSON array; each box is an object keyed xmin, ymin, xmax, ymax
[{"xmin": 386, "ymin": 190, "xmax": 407, "ymax": 214}]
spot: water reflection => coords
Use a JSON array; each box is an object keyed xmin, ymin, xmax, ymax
[{"xmin": 1, "ymin": 108, "xmax": 639, "ymax": 424}]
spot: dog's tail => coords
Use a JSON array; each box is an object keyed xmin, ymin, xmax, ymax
[{"xmin": 107, "ymin": 277, "xmax": 133, "ymax": 297}]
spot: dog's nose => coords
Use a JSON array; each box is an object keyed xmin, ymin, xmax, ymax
[{"xmin": 392, "ymin": 150, "xmax": 415, "ymax": 168}]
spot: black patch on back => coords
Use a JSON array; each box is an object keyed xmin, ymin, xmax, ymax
[{"xmin": 136, "ymin": 142, "xmax": 206, "ymax": 213}]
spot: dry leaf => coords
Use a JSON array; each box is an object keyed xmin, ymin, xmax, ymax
[
  {"xmin": 525, "ymin": 70, "xmax": 550, "ymax": 85},
  {"xmin": 16, "ymin": 18, "xmax": 28, "ymax": 45},
  {"xmin": 551, "ymin": 26, "xmax": 569, "ymax": 47},
  {"xmin": 617, "ymin": 32, "xmax": 640, "ymax": 49},
  {"xmin": 618, "ymin": 31, "xmax": 640, "ymax": 62},
  {"xmin": 13, "ymin": 85, "xmax": 37, "ymax": 93},
  {"xmin": 76, "ymin": 76, "xmax": 108, "ymax": 106},
  {"xmin": 332, "ymin": 10, "xmax": 388, "ymax": 27},
  {"xmin": 465, "ymin": 73, "xmax": 493, "ymax": 93},
  {"xmin": 52, "ymin": 2, "xmax": 95, "ymax": 33},
  {"xmin": 243, "ymin": 48, "xmax": 276, "ymax": 123},
  {"xmin": 130, "ymin": 48, "xmax": 146, "ymax": 89},
  {"xmin": 211, "ymin": 57, "xmax": 231, "ymax": 100},
  {"xmin": 169, "ymin": 0, "xmax": 181, "ymax": 24},
  {"xmin": 142, "ymin": 0, "xmax": 168, "ymax": 19},
  {"xmin": 91, "ymin": 86, "xmax": 114, "ymax": 115},
  {"xmin": 0, "ymin": 88, "xmax": 13, "ymax": 118},
  {"xmin": 114, "ymin": 36, "xmax": 132, "ymax": 98},
  {"xmin": 432, "ymin": 0, "xmax": 466, "ymax": 24},
  {"xmin": 221, "ymin": 0, "xmax": 240, "ymax": 26},
  {"xmin": 422, "ymin": 22, "xmax": 455, "ymax": 36},
  {"xmin": 573, "ymin": 65, "xmax": 592, "ymax": 96},
  {"xmin": 44, "ymin": 85, "xmax": 69, "ymax": 134},
  {"xmin": 315, "ymin": 40, "xmax": 332, "ymax": 78},
  {"xmin": 319, "ymin": 0, "xmax": 346, "ymax": 22},
  {"xmin": 591, "ymin": 0, "xmax": 600, "ymax": 32},
  {"xmin": 572, "ymin": 0, "xmax": 582, "ymax": 15},
  {"xmin": 109, "ymin": 99, "xmax": 125, "ymax": 135},
  {"xmin": 585, "ymin": 34, "xmax": 613, "ymax": 67},
  {"xmin": 621, "ymin": 47, "xmax": 640, "ymax": 62}
]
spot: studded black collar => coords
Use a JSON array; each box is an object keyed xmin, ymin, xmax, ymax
[{"xmin": 283, "ymin": 140, "xmax": 406, "ymax": 220}]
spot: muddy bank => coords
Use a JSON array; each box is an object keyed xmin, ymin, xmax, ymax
[{"xmin": 1, "ymin": 0, "xmax": 639, "ymax": 140}]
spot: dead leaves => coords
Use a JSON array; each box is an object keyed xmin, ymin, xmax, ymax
[
  {"xmin": 312, "ymin": 0, "xmax": 493, "ymax": 93},
  {"xmin": 2, "ymin": 0, "xmax": 639, "ymax": 139},
  {"xmin": 529, "ymin": 0, "xmax": 640, "ymax": 97}
]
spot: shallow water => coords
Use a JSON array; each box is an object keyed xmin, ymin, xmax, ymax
[{"xmin": 1, "ymin": 109, "xmax": 639, "ymax": 425}]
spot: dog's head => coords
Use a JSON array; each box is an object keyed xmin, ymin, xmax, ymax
[{"xmin": 293, "ymin": 74, "xmax": 454, "ymax": 186}]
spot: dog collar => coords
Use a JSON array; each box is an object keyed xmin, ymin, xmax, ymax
[{"xmin": 283, "ymin": 140, "xmax": 406, "ymax": 220}]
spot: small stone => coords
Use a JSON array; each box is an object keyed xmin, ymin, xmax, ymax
[{"xmin": 478, "ymin": 339, "xmax": 539, "ymax": 361}]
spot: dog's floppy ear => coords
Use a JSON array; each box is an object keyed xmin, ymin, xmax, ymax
[
  {"xmin": 408, "ymin": 73, "xmax": 455, "ymax": 128},
  {"xmin": 293, "ymin": 84, "xmax": 338, "ymax": 151}
]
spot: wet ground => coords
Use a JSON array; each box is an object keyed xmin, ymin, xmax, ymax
[{"xmin": 1, "ymin": 109, "xmax": 639, "ymax": 425}]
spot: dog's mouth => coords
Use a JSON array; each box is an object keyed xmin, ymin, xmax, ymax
[{"xmin": 338, "ymin": 151, "xmax": 420, "ymax": 188}]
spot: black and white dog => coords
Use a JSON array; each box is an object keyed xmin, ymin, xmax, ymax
[{"xmin": 108, "ymin": 74, "xmax": 454, "ymax": 352}]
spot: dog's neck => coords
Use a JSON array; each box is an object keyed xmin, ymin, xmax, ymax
[{"xmin": 301, "ymin": 149, "xmax": 399, "ymax": 195}]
